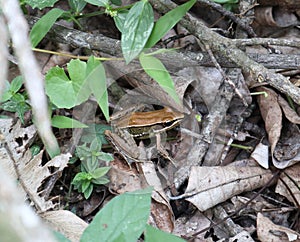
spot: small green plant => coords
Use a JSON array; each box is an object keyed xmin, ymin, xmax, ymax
[
  {"xmin": 0, "ymin": 76, "xmax": 30, "ymax": 124},
  {"xmin": 71, "ymin": 139, "xmax": 113, "ymax": 199},
  {"xmin": 29, "ymin": 0, "xmax": 196, "ymax": 109}
]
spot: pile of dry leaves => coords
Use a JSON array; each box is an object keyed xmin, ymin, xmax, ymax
[{"xmin": 1, "ymin": 0, "xmax": 300, "ymax": 241}]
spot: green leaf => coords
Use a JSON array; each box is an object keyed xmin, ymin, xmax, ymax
[
  {"xmin": 80, "ymin": 187, "xmax": 153, "ymax": 242},
  {"xmin": 30, "ymin": 8, "xmax": 65, "ymax": 47},
  {"xmin": 82, "ymin": 180, "xmax": 92, "ymax": 193},
  {"xmin": 110, "ymin": 0, "xmax": 121, "ymax": 6},
  {"xmin": 90, "ymin": 167, "xmax": 110, "ymax": 179},
  {"xmin": 84, "ymin": 0, "xmax": 108, "ymax": 7},
  {"xmin": 10, "ymin": 76, "xmax": 23, "ymax": 94},
  {"xmin": 83, "ymin": 183, "xmax": 94, "ymax": 199},
  {"xmin": 51, "ymin": 115, "xmax": 88, "ymax": 128},
  {"xmin": 68, "ymin": 0, "xmax": 87, "ymax": 13},
  {"xmin": 97, "ymin": 152, "xmax": 114, "ymax": 162},
  {"xmin": 24, "ymin": 0, "xmax": 59, "ymax": 9},
  {"xmin": 90, "ymin": 138, "xmax": 102, "ymax": 151},
  {"xmin": 72, "ymin": 172, "xmax": 91, "ymax": 185},
  {"xmin": 45, "ymin": 60, "xmax": 90, "ymax": 108},
  {"xmin": 113, "ymin": 11, "xmax": 128, "ymax": 33},
  {"xmin": 145, "ymin": 0, "xmax": 196, "ymax": 48},
  {"xmin": 92, "ymin": 176, "xmax": 110, "ymax": 185},
  {"xmin": 1, "ymin": 76, "xmax": 23, "ymax": 102},
  {"xmin": 121, "ymin": 0, "xmax": 154, "ymax": 63},
  {"xmin": 1, "ymin": 93, "xmax": 30, "ymax": 124},
  {"xmin": 81, "ymin": 124, "xmax": 111, "ymax": 144},
  {"xmin": 30, "ymin": 144, "xmax": 41, "ymax": 157},
  {"xmin": 86, "ymin": 56, "xmax": 109, "ymax": 121},
  {"xmin": 53, "ymin": 230, "xmax": 71, "ymax": 242},
  {"xmin": 139, "ymin": 53, "xmax": 180, "ymax": 104},
  {"xmin": 145, "ymin": 225, "xmax": 186, "ymax": 242},
  {"xmin": 84, "ymin": 157, "xmax": 99, "ymax": 172}
]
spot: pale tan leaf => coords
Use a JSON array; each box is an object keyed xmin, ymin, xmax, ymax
[
  {"xmin": 173, "ymin": 211, "xmax": 211, "ymax": 240},
  {"xmin": 251, "ymin": 142, "xmax": 269, "ymax": 169},
  {"xmin": 278, "ymin": 95, "xmax": 300, "ymax": 124},
  {"xmin": 0, "ymin": 119, "xmax": 36, "ymax": 161},
  {"xmin": 41, "ymin": 210, "xmax": 88, "ymax": 242},
  {"xmin": 0, "ymin": 118, "xmax": 70, "ymax": 211},
  {"xmin": 257, "ymin": 87, "xmax": 297, "ymax": 169},
  {"xmin": 221, "ymin": 231, "xmax": 255, "ymax": 242},
  {"xmin": 275, "ymin": 163, "xmax": 300, "ymax": 206},
  {"xmin": 139, "ymin": 162, "xmax": 174, "ymax": 232},
  {"xmin": 19, "ymin": 151, "xmax": 70, "ymax": 211},
  {"xmin": 178, "ymin": 164, "xmax": 272, "ymax": 211},
  {"xmin": 257, "ymin": 87, "xmax": 284, "ymax": 168},
  {"xmin": 257, "ymin": 213, "xmax": 300, "ymax": 242},
  {"xmin": 108, "ymin": 159, "xmax": 143, "ymax": 194},
  {"xmin": 273, "ymin": 123, "xmax": 300, "ymax": 169},
  {"xmin": 150, "ymin": 201, "xmax": 174, "ymax": 233},
  {"xmin": 0, "ymin": 163, "xmax": 56, "ymax": 242}
]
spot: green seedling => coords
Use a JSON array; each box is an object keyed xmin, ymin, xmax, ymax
[
  {"xmin": 0, "ymin": 76, "xmax": 30, "ymax": 124},
  {"xmin": 72, "ymin": 139, "xmax": 113, "ymax": 199}
]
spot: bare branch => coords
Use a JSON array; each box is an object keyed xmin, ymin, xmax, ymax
[{"xmin": 0, "ymin": 0, "xmax": 60, "ymax": 157}]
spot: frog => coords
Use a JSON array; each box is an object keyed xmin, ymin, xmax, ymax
[{"xmin": 105, "ymin": 105, "xmax": 184, "ymax": 166}]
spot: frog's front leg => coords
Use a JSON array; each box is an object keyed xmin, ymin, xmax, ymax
[{"xmin": 155, "ymin": 133, "xmax": 177, "ymax": 167}]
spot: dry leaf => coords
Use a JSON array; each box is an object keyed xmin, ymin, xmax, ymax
[
  {"xmin": 41, "ymin": 210, "xmax": 88, "ymax": 242},
  {"xmin": 275, "ymin": 163, "xmax": 300, "ymax": 206},
  {"xmin": 139, "ymin": 162, "xmax": 174, "ymax": 232},
  {"xmin": 251, "ymin": 142, "xmax": 269, "ymax": 169},
  {"xmin": 108, "ymin": 159, "xmax": 143, "ymax": 194},
  {"xmin": 176, "ymin": 164, "xmax": 273, "ymax": 211},
  {"xmin": 257, "ymin": 87, "xmax": 300, "ymax": 169},
  {"xmin": 218, "ymin": 231, "xmax": 255, "ymax": 242},
  {"xmin": 0, "ymin": 118, "xmax": 70, "ymax": 211},
  {"xmin": 257, "ymin": 86, "xmax": 282, "ymax": 167},
  {"xmin": 0, "ymin": 163, "xmax": 56, "ymax": 242},
  {"xmin": 257, "ymin": 213, "xmax": 300, "ymax": 242},
  {"xmin": 20, "ymin": 150, "xmax": 69, "ymax": 211},
  {"xmin": 173, "ymin": 211, "xmax": 211, "ymax": 240},
  {"xmin": 278, "ymin": 95, "xmax": 300, "ymax": 124}
]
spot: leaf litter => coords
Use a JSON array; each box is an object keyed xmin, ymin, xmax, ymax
[{"xmin": 2, "ymin": 1, "xmax": 300, "ymax": 241}]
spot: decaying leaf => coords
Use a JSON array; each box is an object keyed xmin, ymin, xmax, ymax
[
  {"xmin": 273, "ymin": 123, "xmax": 300, "ymax": 169},
  {"xmin": 139, "ymin": 161, "xmax": 174, "ymax": 232},
  {"xmin": 257, "ymin": 86, "xmax": 300, "ymax": 169},
  {"xmin": 173, "ymin": 211, "xmax": 211, "ymax": 240},
  {"xmin": 0, "ymin": 161, "xmax": 56, "ymax": 242},
  {"xmin": 257, "ymin": 213, "xmax": 300, "ymax": 242},
  {"xmin": 278, "ymin": 95, "xmax": 300, "ymax": 124},
  {"xmin": 251, "ymin": 142, "xmax": 269, "ymax": 169},
  {"xmin": 41, "ymin": 210, "xmax": 88, "ymax": 242},
  {"xmin": 257, "ymin": 86, "xmax": 282, "ymax": 166},
  {"xmin": 0, "ymin": 118, "xmax": 70, "ymax": 211},
  {"xmin": 108, "ymin": 159, "xmax": 144, "ymax": 194},
  {"xmin": 275, "ymin": 163, "xmax": 300, "ymax": 207},
  {"xmin": 174, "ymin": 163, "xmax": 273, "ymax": 211}
]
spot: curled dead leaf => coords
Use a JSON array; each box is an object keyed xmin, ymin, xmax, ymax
[
  {"xmin": 171, "ymin": 163, "xmax": 273, "ymax": 211},
  {"xmin": 257, "ymin": 213, "xmax": 300, "ymax": 242}
]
